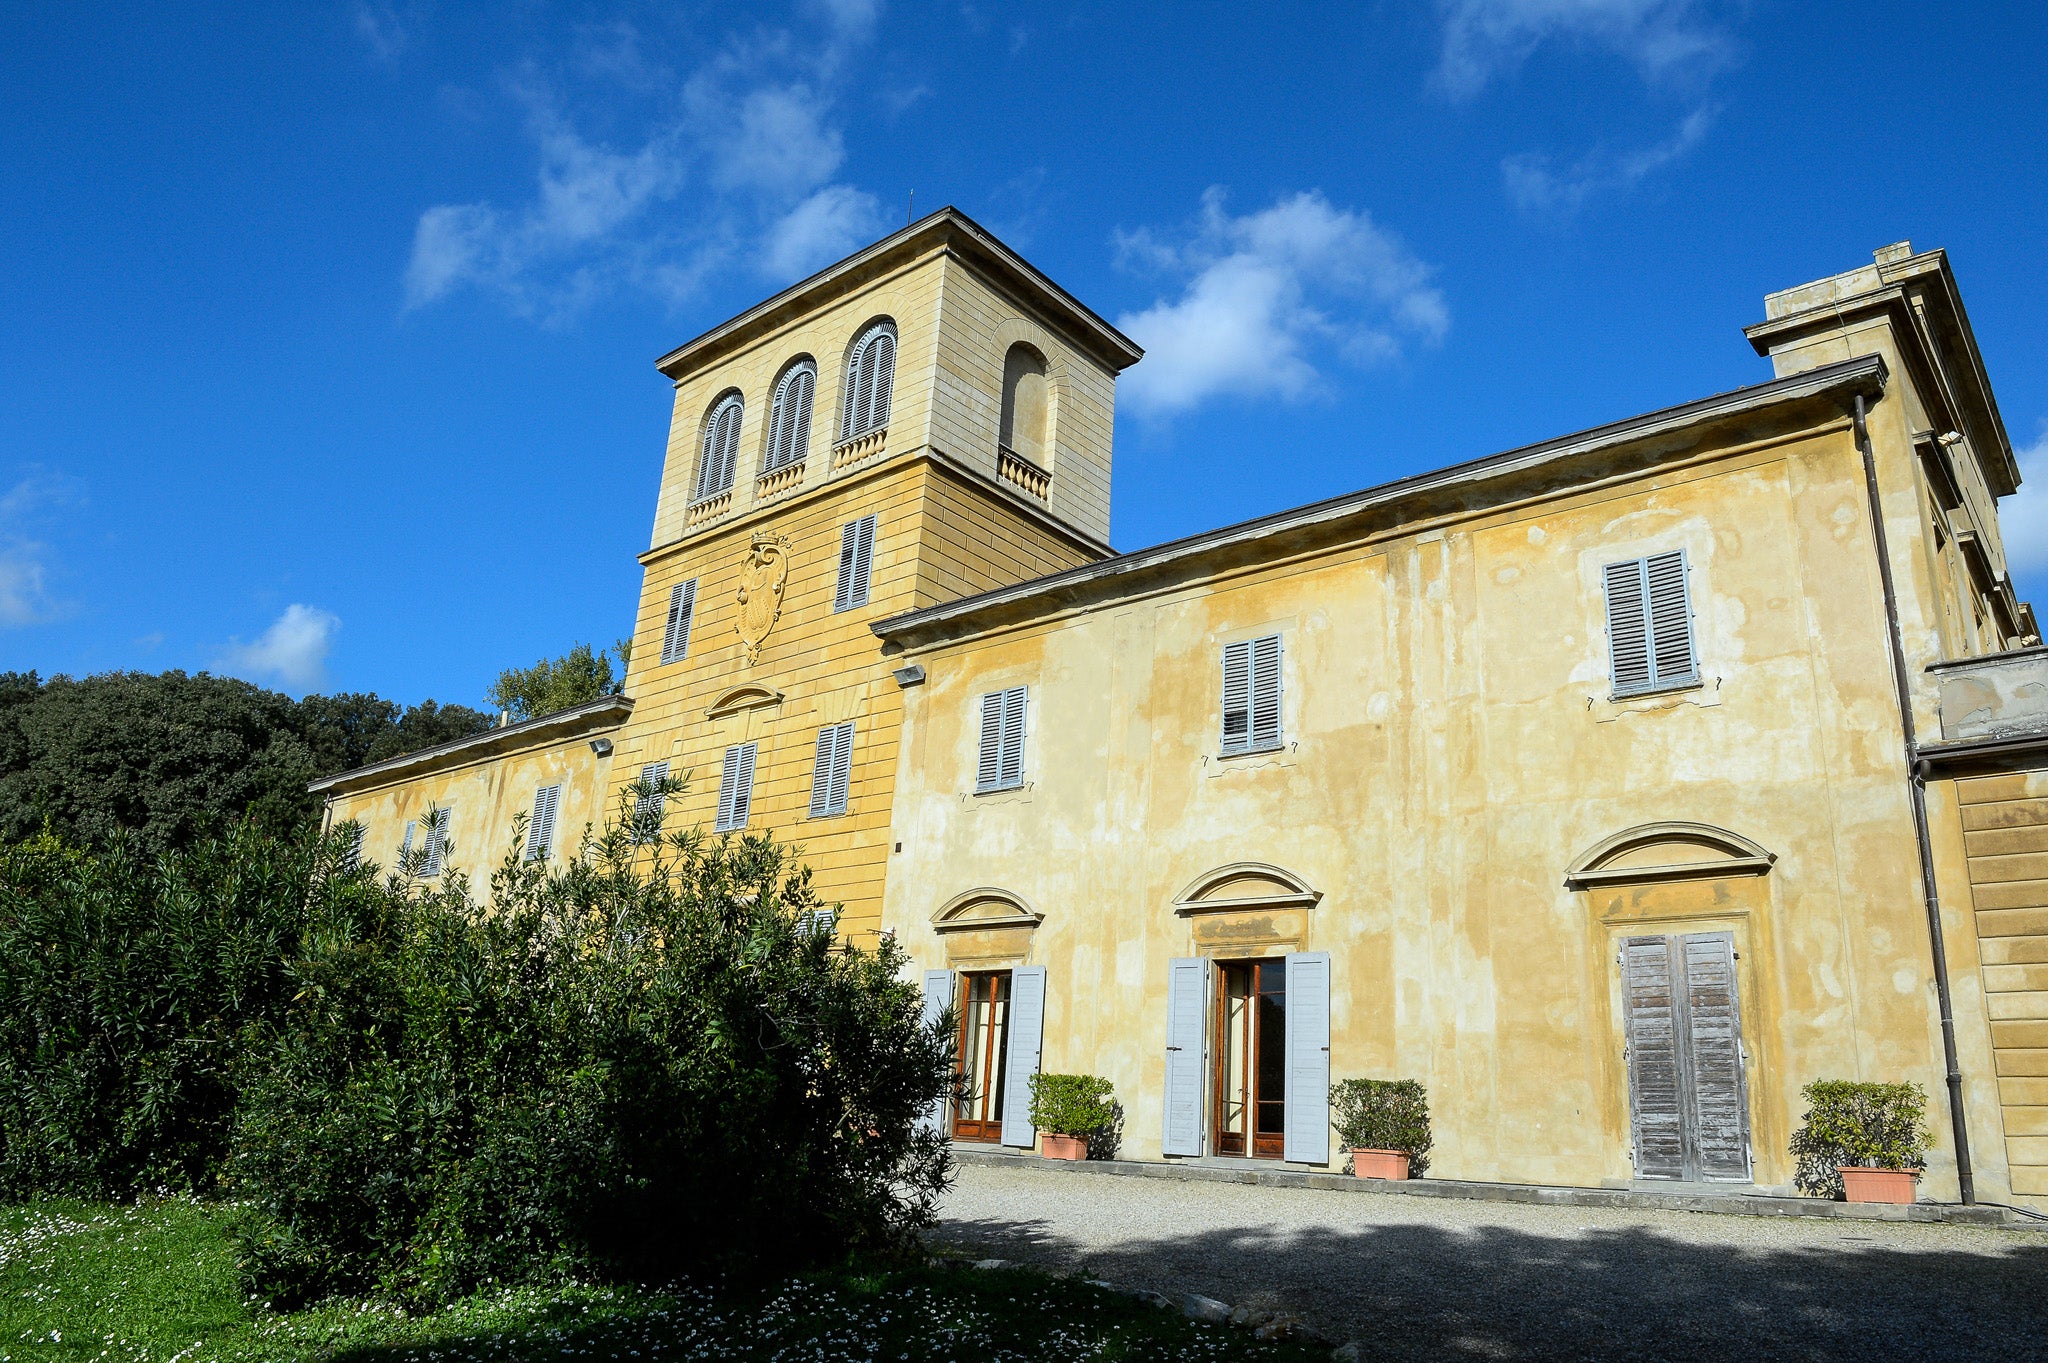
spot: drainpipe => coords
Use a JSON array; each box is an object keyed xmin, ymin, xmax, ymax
[{"xmin": 1855, "ymin": 391, "xmax": 1975, "ymax": 1203}]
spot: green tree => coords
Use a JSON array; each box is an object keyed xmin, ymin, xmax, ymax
[
  {"xmin": 485, "ymin": 642, "xmax": 624, "ymax": 723},
  {"xmin": 359, "ymin": 697, "xmax": 494, "ymax": 765}
]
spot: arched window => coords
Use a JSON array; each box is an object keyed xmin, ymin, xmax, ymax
[
  {"xmin": 693, "ymin": 391, "xmax": 744, "ymax": 500},
  {"xmin": 999, "ymin": 344, "xmax": 1049, "ymax": 468},
  {"xmin": 763, "ymin": 358, "xmax": 815, "ymax": 473},
  {"xmin": 840, "ymin": 320, "xmax": 897, "ymax": 443}
]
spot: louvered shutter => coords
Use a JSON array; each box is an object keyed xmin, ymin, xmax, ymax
[
  {"xmin": 423, "ymin": 809, "xmax": 449, "ymax": 877},
  {"xmin": 1001, "ymin": 965, "xmax": 1047, "ymax": 1148},
  {"xmin": 1162, "ymin": 957, "xmax": 1208, "ymax": 1156},
  {"xmin": 1645, "ymin": 550, "xmax": 1699, "ymax": 688},
  {"xmin": 1603, "ymin": 559, "xmax": 1654, "ymax": 694},
  {"xmin": 998, "ymin": 686, "xmax": 1026, "ymax": 788},
  {"xmin": 661, "ymin": 580, "xmax": 696, "ymax": 664},
  {"xmin": 1220, "ymin": 641, "xmax": 1252, "ymax": 754},
  {"xmin": 789, "ymin": 366, "xmax": 813, "ymax": 461},
  {"xmin": 828, "ymin": 722, "xmax": 853, "ymax": 813},
  {"xmin": 733, "ymin": 742, "xmax": 756, "ymax": 826},
  {"xmin": 850, "ymin": 515, "xmax": 875, "ymax": 607},
  {"xmin": 1250, "ymin": 635, "xmax": 1283, "ymax": 750},
  {"xmin": 833, "ymin": 520, "xmax": 860, "ymax": 612},
  {"xmin": 977, "ymin": 691, "xmax": 1004, "ymax": 791},
  {"xmin": 1682, "ymin": 932, "xmax": 1751, "ymax": 1181},
  {"xmin": 338, "ymin": 822, "xmax": 365, "ymax": 871},
  {"xmin": 1283, "ymin": 952, "xmax": 1332, "ymax": 1165},
  {"xmin": 525, "ymin": 784, "xmax": 560, "ymax": 860},
  {"xmin": 919, "ymin": 970, "xmax": 956, "ymax": 1135},
  {"xmin": 715, "ymin": 743, "xmax": 756, "ymax": 832},
  {"xmin": 851, "ymin": 338, "xmax": 878, "ymax": 438},
  {"xmin": 869, "ymin": 331, "xmax": 895, "ymax": 428},
  {"xmin": 767, "ymin": 371, "xmax": 795, "ymax": 471},
  {"xmin": 1621, "ymin": 936, "xmax": 1686, "ymax": 1179},
  {"xmin": 808, "ymin": 728, "xmax": 837, "ymax": 817},
  {"xmin": 718, "ymin": 400, "xmax": 742, "ymax": 490},
  {"xmin": 401, "ymin": 820, "xmax": 415, "ymax": 860}
]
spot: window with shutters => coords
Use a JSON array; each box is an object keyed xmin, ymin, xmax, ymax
[
  {"xmin": 833, "ymin": 514, "xmax": 877, "ymax": 612},
  {"xmin": 420, "ymin": 808, "xmax": 451, "ymax": 877},
  {"xmin": 525, "ymin": 783, "xmax": 562, "ymax": 861},
  {"xmin": 660, "ymin": 579, "xmax": 697, "ymax": 665},
  {"xmin": 1220, "ymin": 635, "xmax": 1284, "ymax": 755},
  {"xmin": 1602, "ymin": 550, "xmax": 1700, "ymax": 698},
  {"xmin": 714, "ymin": 742, "xmax": 757, "ymax": 833},
  {"xmin": 763, "ymin": 358, "xmax": 816, "ymax": 473},
  {"xmin": 975, "ymin": 686, "xmax": 1028, "ymax": 793},
  {"xmin": 808, "ymin": 721, "xmax": 855, "ymax": 817},
  {"xmin": 839, "ymin": 321, "xmax": 896, "ymax": 443},
  {"xmin": 692, "ymin": 391, "xmax": 744, "ymax": 501},
  {"xmin": 632, "ymin": 761, "xmax": 669, "ymax": 844}
]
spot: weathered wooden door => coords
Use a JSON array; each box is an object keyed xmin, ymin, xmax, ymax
[{"xmin": 1620, "ymin": 932, "xmax": 1752, "ymax": 1182}]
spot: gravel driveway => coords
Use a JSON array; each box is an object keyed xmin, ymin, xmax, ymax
[{"xmin": 934, "ymin": 1162, "xmax": 2048, "ymax": 1361}]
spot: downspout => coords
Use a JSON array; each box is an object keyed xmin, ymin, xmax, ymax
[{"xmin": 1855, "ymin": 391, "xmax": 1975, "ymax": 1203}]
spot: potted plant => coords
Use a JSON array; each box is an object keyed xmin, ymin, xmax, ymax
[
  {"xmin": 1330, "ymin": 1078, "xmax": 1432, "ymax": 1179},
  {"xmin": 1789, "ymin": 1079, "xmax": 1929, "ymax": 1203},
  {"xmin": 1028, "ymin": 1073, "xmax": 1116, "ymax": 1161}
]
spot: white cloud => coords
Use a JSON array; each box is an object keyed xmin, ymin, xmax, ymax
[
  {"xmin": 352, "ymin": 1, "xmax": 409, "ymax": 64},
  {"xmin": 1435, "ymin": 0, "xmax": 1733, "ymax": 98},
  {"xmin": 2002, "ymin": 425, "xmax": 2048, "ymax": 610},
  {"xmin": 761, "ymin": 185, "xmax": 885, "ymax": 279},
  {"xmin": 216, "ymin": 605, "xmax": 341, "ymax": 693},
  {"xmin": 0, "ymin": 472, "xmax": 79, "ymax": 628},
  {"xmin": 403, "ymin": 10, "xmax": 889, "ymax": 318},
  {"xmin": 0, "ymin": 550, "xmax": 49, "ymax": 629},
  {"xmin": 1113, "ymin": 189, "xmax": 1448, "ymax": 419},
  {"xmin": 1503, "ymin": 105, "xmax": 1714, "ymax": 216}
]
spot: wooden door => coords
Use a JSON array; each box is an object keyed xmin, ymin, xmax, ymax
[
  {"xmin": 952, "ymin": 971, "xmax": 1011, "ymax": 1143},
  {"xmin": 1213, "ymin": 959, "xmax": 1287, "ymax": 1159},
  {"xmin": 1621, "ymin": 933, "xmax": 1751, "ymax": 1182}
]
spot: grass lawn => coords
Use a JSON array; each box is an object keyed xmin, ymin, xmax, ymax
[{"xmin": 0, "ymin": 1198, "xmax": 1325, "ymax": 1362}]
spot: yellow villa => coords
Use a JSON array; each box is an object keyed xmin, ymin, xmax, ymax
[{"xmin": 313, "ymin": 214, "xmax": 2047, "ymax": 1210}]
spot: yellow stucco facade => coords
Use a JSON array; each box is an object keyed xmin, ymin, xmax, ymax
[{"xmin": 315, "ymin": 221, "xmax": 2046, "ymax": 1207}]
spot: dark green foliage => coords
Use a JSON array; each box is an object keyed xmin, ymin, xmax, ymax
[
  {"xmin": 229, "ymin": 781, "xmax": 955, "ymax": 1308},
  {"xmin": 485, "ymin": 643, "xmax": 625, "ymax": 723},
  {"xmin": 1028, "ymin": 1073, "xmax": 1117, "ymax": 1138},
  {"xmin": 0, "ymin": 671, "xmax": 491, "ymax": 855},
  {"xmin": 1789, "ymin": 1080, "xmax": 1930, "ymax": 1197},
  {"xmin": 0, "ymin": 823, "xmax": 363, "ymax": 1199},
  {"xmin": 1330, "ymin": 1078, "xmax": 1433, "ymax": 1174}
]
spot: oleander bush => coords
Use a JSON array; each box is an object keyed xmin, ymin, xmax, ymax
[
  {"xmin": 1789, "ymin": 1079, "xmax": 1930, "ymax": 1198},
  {"xmin": 1027, "ymin": 1074, "xmax": 1117, "ymax": 1142},
  {"xmin": 229, "ymin": 777, "xmax": 956, "ymax": 1308},
  {"xmin": 1330, "ymin": 1078, "xmax": 1433, "ymax": 1175}
]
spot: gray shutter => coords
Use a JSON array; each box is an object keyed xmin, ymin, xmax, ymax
[
  {"xmin": 1250, "ymin": 635, "xmax": 1282, "ymax": 750},
  {"xmin": 834, "ymin": 520, "xmax": 860, "ymax": 611},
  {"xmin": 998, "ymin": 686, "xmax": 1026, "ymax": 788},
  {"xmin": 977, "ymin": 692, "xmax": 1004, "ymax": 791},
  {"xmin": 869, "ymin": 330, "xmax": 895, "ymax": 428},
  {"xmin": 1603, "ymin": 559, "xmax": 1654, "ymax": 695},
  {"xmin": 849, "ymin": 515, "xmax": 875, "ymax": 607},
  {"xmin": 661, "ymin": 580, "xmax": 696, "ymax": 664},
  {"xmin": 526, "ymin": 784, "xmax": 560, "ymax": 860},
  {"xmin": 767, "ymin": 371, "xmax": 795, "ymax": 470},
  {"xmin": 853, "ymin": 337, "xmax": 878, "ymax": 436},
  {"xmin": 729, "ymin": 743, "xmax": 756, "ymax": 828},
  {"xmin": 718, "ymin": 399, "xmax": 743, "ymax": 490},
  {"xmin": 808, "ymin": 727, "xmax": 837, "ymax": 817},
  {"xmin": 829, "ymin": 722, "xmax": 853, "ymax": 813},
  {"xmin": 919, "ymin": 970, "xmax": 956, "ymax": 1136},
  {"xmin": 1620, "ymin": 936, "xmax": 1686, "ymax": 1179},
  {"xmin": 1645, "ymin": 550, "xmax": 1699, "ymax": 688},
  {"xmin": 1162, "ymin": 957, "xmax": 1208, "ymax": 1156},
  {"xmin": 786, "ymin": 364, "xmax": 814, "ymax": 464},
  {"xmin": 401, "ymin": 819, "xmax": 415, "ymax": 859},
  {"xmin": 1002, "ymin": 965, "xmax": 1047, "ymax": 1148},
  {"xmin": 1220, "ymin": 640, "xmax": 1251, "ymax": 754},
  {"xmin": 423, "ymin": 808, "xmax": 449, "ymax": 876},
  {"xmin": 1682, "ymin": 932, "xmax": 1751, "ymax": 1181},
  {"xmin": 1283, "ymin": 952, "xmax": 1331, "ymax": 1165}
]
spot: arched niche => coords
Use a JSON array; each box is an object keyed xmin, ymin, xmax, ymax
[
  {"xmin": 999, "ymin": 343, "xmax": 1050, "ymax": 469},
  {"xmin": 705, "ymin": 684, "xmax": 784, "ymax": 720},
  {"xmin": 1564, "ymin": 821, "xmax": 1776, "ymax": 890}
]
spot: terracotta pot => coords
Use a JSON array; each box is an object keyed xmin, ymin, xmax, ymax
[
  {"xmin": 1839, "ymin": 1166, "xmax": 1919, "ymax": 1204},
  {"xmin": 1041, "ymin": 1134, "xmax": 1088, "ymax": 1161},
  {"xmin": 1350, "ymin": 1148, "xmax": 1411, "ymax": 1180}
]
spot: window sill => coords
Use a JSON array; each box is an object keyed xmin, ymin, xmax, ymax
[
  {"xmin": 1217, "ymin": 743, "xmax": 1287, "ymax": 761},
  {"xmin": 1593, "ymin": 675, "xmax": 1721, "ymax": 725},
  {"xmin": 1609, "ymin": 676, "xmax": 1703, "ymax": 703},
  {"xmin": 973, "ymin": 782, "xmax": 1026, "ymax": 797}
]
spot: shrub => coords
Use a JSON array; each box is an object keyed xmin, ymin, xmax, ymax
[
  {"xmin": 228, "ymin": 780, "xmax": 956, "ymax": 1308},
  {"xmin": 1789, "ymin": 1080, "xmax": 1929, "ymax": 1197},
  {"xmin": 0, "ymin": 822, "xmax": 363, "ymax": 1199},
  {"xmin": 1330, "ymin": 1078, "xmax": 1432, "ymax": 1175},
  {"xmin": 1027, "ymin": 1074, "xmax": 1116, "ymax": 1141}
]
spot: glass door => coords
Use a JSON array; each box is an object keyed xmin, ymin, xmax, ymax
[
  {"xmin": 1213, "ymin": 959, "xmax": 1287, "ymax": 1158},
  {"xmin": 953, "ymin": 970, "xmax": 1011, "ymax": 1142}
]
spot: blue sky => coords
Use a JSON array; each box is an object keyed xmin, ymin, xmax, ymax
[{"xmin": 2, "ymin": 1, "xmax": 2043, "ymax": 702}]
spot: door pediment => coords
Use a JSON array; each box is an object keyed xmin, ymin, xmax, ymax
[
  {"xmin": 1173, "ymin": 861, "xmax": 1321, "ymax": 915},
  {"xmin": 1565, "ymin": 822, "xmax": 1775, "ymax": 890},
  {"xmin": 705, "ymin": 684, "xmax": 784, "ymax": 720}
]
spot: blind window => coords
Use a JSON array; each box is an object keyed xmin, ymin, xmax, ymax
[
  {"xmin": 764, "ymin": 360, "xmax": 816, "ymax": 472},
  {"xmin": 1603, "ymin": 550, "xmax": 1699, "ymax": 697},
  {"xmin": 633, "ymin": 761, "xmax": 670, "ymax": 843},
  {"xmin": 840, "ymin": 322, "xmax": 897, "ymax": 442},
  {"xmin": 693, "ymin": 393, "xmax": 744, "ymax": 500},
  {"xmin": 660, "ymin": 579, "xmax": 697, "ymax": 664},
  {"xmin": 808, "ymin": 721, "xmax": 855, "ymax": 817},
  {"xmin": 975, "ymin": 686, "xmax": 1028, "ymax": 793},
  {"xmin": 525, "ymin": 783, "xmax": 562, "ymax": 861},
  {"xmin": 714, "ymin": 743, "xmax": 757, "ymax": 833},
  {"xmin": 1220, "ymin": 635, "xmax": 1283, "ymax": 755},
  {"xmin": 833, "ymin": 515, "xmax": 876, "ymax": 612}
]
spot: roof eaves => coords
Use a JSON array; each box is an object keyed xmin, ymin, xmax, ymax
[{"xmin": 308, "ymin": 694, "xmax": 635, "ymax": 796}]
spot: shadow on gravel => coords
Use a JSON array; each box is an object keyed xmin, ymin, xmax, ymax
[{"xmin": 937, "ymin": 1213, "xmax": 2048, "ymax": 1362}]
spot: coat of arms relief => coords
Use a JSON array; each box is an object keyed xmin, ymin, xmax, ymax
[{"xmin": 735, "ymin": 534, "xmax": 790, "ymax": 664}]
